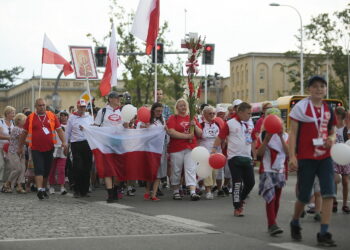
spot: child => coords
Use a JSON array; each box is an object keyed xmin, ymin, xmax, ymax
[{"xmin": 257, "ymin": 108, "xmax": 288, "ymax": 236}]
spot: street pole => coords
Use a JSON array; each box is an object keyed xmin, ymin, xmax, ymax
[
  {"xmin": 204, "ymin": 65, "xmax": 208, "ymax": 104},
  {"xmin": 326, "ymin": 56, "xmax": 329, "ymax": 99},
  {"xmin": 154, "ymin": 39, "xmax": 158, "ymax": 103},
  {"xmin": 348, "ymin": 51, "xmax": 350, "ymax": 109},
  {"xmin": 270, "ymin": 3, "xmax": 303, "ymax": 95}
]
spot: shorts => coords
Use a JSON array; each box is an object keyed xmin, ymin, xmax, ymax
[
  {"xmin": 297, "ymin": 157, "xmax": 336, "ymax": 204},
  {"xmin": 333, "ymin": 163, "xmax": 350, "ymax": 175},
  {"xmin": 32, "ymin": 149, "xmax": 54, "ymax": 177}
]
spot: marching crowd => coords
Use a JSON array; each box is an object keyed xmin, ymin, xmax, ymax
[{"xmin": 1, "ymin": 76, "xmax": 349, "ymax": 246}]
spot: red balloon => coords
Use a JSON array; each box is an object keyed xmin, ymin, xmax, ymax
[
  {"xmin": 137, "ymin": 107, "xmax": 151, "ymax": 123},
  {"xmin": 214, "ymin": 117, "xmax": 225, "ymax": 128},
  {"xmin": 263, "ymin": 114, "xmax": 283, "ymax": 134},
  {"xmin": 209, "ymin": 153, "xmax": 226, "ymax": 169}
]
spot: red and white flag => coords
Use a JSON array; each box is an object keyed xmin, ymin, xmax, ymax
[
  {"xmin": 42, "ymin": 34, "xmax": 74, "ymax": 76},
  {"xmin": 84, "ymin": 126, "xmax": 165, "ymax": 181},
  {"xmin": 131, "ymin": 0, "xmax": 160, "ymax": 54},
  {"xmin": 100, "ymin": 25, "xmax": 119, "ymax": 96}
]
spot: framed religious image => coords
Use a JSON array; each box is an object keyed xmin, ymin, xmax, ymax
[{"xmin": 69, "ymin": 46, "xmax": 98, "ymax": 79}]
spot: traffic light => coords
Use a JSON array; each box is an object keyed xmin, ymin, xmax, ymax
[
  {"xmin": 202, "ymin": 44, "xmax": 215, "ymax": 65},
  {"xmin": 152, "ymin": 43, "xmax": 164, "ymax": 64},
  {"xmin": 94, "ymin": 46, "xmax": 107, "ymax": 67}
]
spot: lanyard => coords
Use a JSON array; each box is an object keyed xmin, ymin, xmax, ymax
[
  {"xmin": 309, "ymin": 100, "xmax": 324, "ymax": 138},
  {"xmin": 36, "ymin": 113, "xmax": 47, "ymax": 128}
]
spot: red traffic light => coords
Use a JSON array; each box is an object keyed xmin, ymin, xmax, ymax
[
  {"xmin": 205, "ymin": 46, "xmax": 212, "ymax": 52},
  {"xmin": 98, "ymin": 48, "xmax": 105, "ymax": 54},
  {"xmin": 156, "ymin": 44, "xmax": 161, "ymax": 50}
]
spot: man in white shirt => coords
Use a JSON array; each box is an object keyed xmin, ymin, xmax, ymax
[
  {"xmin": 212, "ymin": 102, "xmax": 255, "ymax": 217},
  {"xmin": 66, "ymin": 99, "xmax": 94, "ymax": 198}
]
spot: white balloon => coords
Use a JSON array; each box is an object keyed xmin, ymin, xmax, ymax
[
  {"xmin": 191, "ymin": 146, "xmax": 210, "ymax": 163},
  {"xmin": 345, "ymin": 140, "xmax": 350, "ymax": 147},
  {"xmin": 196, "ymin": 161, "xmax": 212, "ymax": 178},
  {"xmin": 121, "ymin": 104, "xmax": 137, "ymax": 122},
  {"xmin": 331, "ymin": 143, "xmax": 350, "ymax": 165}
]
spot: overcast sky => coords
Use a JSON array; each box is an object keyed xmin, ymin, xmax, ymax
[{"xmin": 0, "ymin": 0, "xmax": 348, "ymax": 84}]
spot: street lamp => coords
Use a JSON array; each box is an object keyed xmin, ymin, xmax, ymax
[{"xmin": 270, "ymin": 3, "xmax": 304, "ymax": 95}]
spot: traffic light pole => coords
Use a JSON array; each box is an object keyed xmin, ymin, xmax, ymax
[
  {"xmin": 204, "ymin": 65, "xmax": 208, "ymax": 104},
  {"xmin": 154, "ymin": 39, "xmax": 158, "ymax": 103}
]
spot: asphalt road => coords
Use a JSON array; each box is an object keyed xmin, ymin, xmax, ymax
[{"xmin": 1, "ymin": 172, "xmax": 349, "ymax": 250}]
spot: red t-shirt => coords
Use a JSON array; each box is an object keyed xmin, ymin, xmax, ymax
[
  {"xmin": 252, "ymin": 116, "xmax": 264, "ymax": 141},
  {"xmin": 291, "ymin": 103, "xmax": 336, "ymax": 160},
  {"xmin": 24, "ymin": 113, "xmax": 61, "ymax": 152},
  {"xmin": 167, "ymin": 115, "xmax": 201, "ymax": 153}
]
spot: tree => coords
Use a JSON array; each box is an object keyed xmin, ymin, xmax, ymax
[{"xmin": 0, "ymin": 66, "xmax": 24, "ymax": 88}]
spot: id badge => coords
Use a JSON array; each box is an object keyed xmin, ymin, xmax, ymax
[
  {"xmin": 42, "ymin": 127, "xmax": 50, "ymax": 135},
  {"xmin": 312, "ymin": 138, "xmax": 323, "ymax": 146}
]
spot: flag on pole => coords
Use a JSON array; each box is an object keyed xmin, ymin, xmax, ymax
[
  {"xmin": 100, "ymin": 24, "xmax": 119, "ymax": 97},
  {"xmin": 42, "ymin": 34, "xmax": 74, "ymax": 76},
  {"xmin": 83, "ymin": 126, "xmax": 165, "ymax": 181},
  {"xmin": 80, "ymin": 90, "xmax": 92, "ymax": 103},
  {"xmin": 131, "ymin": 0, "xmax": 160, "ymax": 54}
]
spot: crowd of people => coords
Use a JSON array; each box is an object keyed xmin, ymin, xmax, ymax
[{"xmin": 0, "ymin": 76, "xmax": 349, "ymax": 247}]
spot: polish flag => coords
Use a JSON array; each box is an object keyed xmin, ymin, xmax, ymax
[
  {"xmin": 131, "ymin": 0, "xmax": 160, "ymax": 54},
  {"xmin": 83, "ymin": 125, "xmax": 165, "ymax": 181},
  {"xmin": 42, "ymin": 34, "xmax": 74, "ymax": 76},
  {"xmin": 100, "ymin": 25, "xmax": 118, "ymax": 96}
]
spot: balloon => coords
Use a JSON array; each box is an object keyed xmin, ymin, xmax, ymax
[
  {"xmin": 263, "ymin": 114, "xmax": 283, "ymax": 134},
  {"xmin": 137, "ymin": 107, "xmax": 151, "ymax": 123},
  {"xmin": 209, "ymin": 153, "xmax": 226, "ymax": 169},
  {"xmin": 196, "ymin": 161, "xmax": 212, "ymax": 178},
  {"xmin": 121, "ymin": 104, "xmax": 137, "ymax": 122},
  {"xmin": 214, "ymin": 117, "xmax": 225, "ymax": 128},
  {"xmin": 346, "ymin": 140, "xmax": 350, "ymax": 147},
  {"xmin": 331, "ymin": 143, "xmax": 350, "ymax": 165},
  {"xmin": 191, "ymin": 146, "xmax": 210, "ymax": 163}
]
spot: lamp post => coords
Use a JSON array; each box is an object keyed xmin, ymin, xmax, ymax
[{"xmin": 270, "ymin": 3, "xmax": 304, "ymax": 95}]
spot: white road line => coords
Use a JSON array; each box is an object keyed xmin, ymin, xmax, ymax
[
  {"xmin": 269, "ymin": 242, "xmax": 321, "ymax": 250},
  {"xmin": 155, "ymin": 215, "xmax": 214, "ymax": 228},
  {"xmin": 94, "ymin": 201, "xmax": 134, "ymax": 209}
]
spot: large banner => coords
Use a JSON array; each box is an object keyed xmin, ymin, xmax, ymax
[{"xmin": 84, "ymin": 126, "xmax": 166, "ymax": 181}]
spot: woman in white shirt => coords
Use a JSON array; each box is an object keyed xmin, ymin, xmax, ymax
[{"xmin": 0, "ymin": 106, "xmax": 15, "ymax": 184}]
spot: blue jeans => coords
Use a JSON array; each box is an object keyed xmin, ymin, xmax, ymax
[{"xmin": 297, "ymin": 157, "xmax": 336, "ymax": 204}]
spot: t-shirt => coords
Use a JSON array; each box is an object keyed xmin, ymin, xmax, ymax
[
  {"xmin": 8, "ymin": 127, "xmax": 24, "ymax": 154},
  {"xmin": 167, "ymin": 115, "xmax": 201, "ymax": 153},
  {"xmin": 24, "ymin": 113, "xmax": 61, "ymax": 152},
  {"xmin": 0, "ymin": 119, "xmax": 14, "ymax": 148},
  {"xmin": 218, "ymin": 117, "xmax": 253, "ymax": 159},
  {"xmin": 290, "ymin": 101, "xmax": 335, "ymax": 160},
  {"xmin": 94, "ymin": 105, "xmax": 123, "ymax": 127},
  {"xmin": 199, "ymin": 120, "xmax": 221, "ymax": 151},
  {"xmin": 252, "ymin": 115, "xmax": 264, "ymax": 141}
]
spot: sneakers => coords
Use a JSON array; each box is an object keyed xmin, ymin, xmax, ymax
[
  {"xmin": 268, "ymin": 224, "xmax": 283, "ymax": 236},
  {"xmin": 190, "ymin": 193, "xmax": 200, "ymax": 201},
  {"xmin": 150, "ymin": 196, "xmax": 160, "ymax": 201},
  {"xmin": 222, "ymin": 186, "xmax": 230, "ymax": 196},
  {"xmin": 217, "ymin": 190, "xmax": 226, "ymax": 197},
  {"xmin": 290, "ymin": 222, "xmax": 302, "ymax": 241},
  {"xmin": 49, "ymin": 187, "xmax": 55, "ymax": 195},
  {"xmin": 234, "ymin": 207, "xmax": 244, "ymax": 217},
  {"xmin": 173, "ymin": 192, "xmax": 182, "ymax": 200},
  {"xmin": 342, "ymin": 205, "xmax": 350, "ymax": 214},
  {"xmin": 43, "ymin": 190, "xmax": 49, "ymax": 199},
  {"xmin": 60, "ymin": 188, "xmax": 67, "ymax": 195},
  {"xmin": 144, "ymin": 193, "xmax": 150, "ymax": 200},
  {"xmin": 317, "ymin": 232, "xmax": 337, "ymax": 247},
  {"xmin": 333, "ymin": 201, "xmax": 338, "ymax": 213},
  {"xmin": 205, "ymin": 192, "xmax": 214, "ymax": 200},
  {"xmin": 127, "ymin": 189, "xmax": 136, "ymax": 196},
  {"xmin": 37, "ymin": 190, "xmax": 44, "ymax": 200}
]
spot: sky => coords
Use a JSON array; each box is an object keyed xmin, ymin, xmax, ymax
[{"xmin": 0, "ymin": 0, "xmax": 348, "ymax": 84}]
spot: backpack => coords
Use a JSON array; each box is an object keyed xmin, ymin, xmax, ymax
[{"xmin": 98, "ymin": 108, "xmax": 107, "ymax": 127}]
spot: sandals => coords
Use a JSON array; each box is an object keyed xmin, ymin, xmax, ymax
[{"xmin": 1, "ymin": 185, "xmax": 12, "ymax": 193}]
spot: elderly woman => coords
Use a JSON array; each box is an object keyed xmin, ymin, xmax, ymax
[
  {"xmin": 0, "ymin": 106, "xmax": 15, "ymax": 184},
  {"xmin": 167, "ymin": 98, "xmax": 202, "ymax": 201},
  {"xmin": 199, "ymin": 106, "xmax": 223, "ymax": 200}
]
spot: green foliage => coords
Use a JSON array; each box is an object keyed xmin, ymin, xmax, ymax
[{"xmin": 0, "ymin": 66, "xmax": 24, "ymax": 89}]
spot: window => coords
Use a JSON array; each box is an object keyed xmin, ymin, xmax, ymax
[
  {"xmin": 259, "ymin": 88, "xmax": 265, "ymax": 95},
  {"xmin": 259, "ymin": 69, "xmax": 265, "ymax": 80}
]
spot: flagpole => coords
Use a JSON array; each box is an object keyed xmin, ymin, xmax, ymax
[
  {"xmin": 84, "ymin": 65, "xmax": 94, "ymax": 116},
  {"xmin": 154, "ymin": 38, "xmax": 158, "ymax": 103},
  {"xmin": 38, "ymin": 63, "xmax": 43, "ymax": 98}
]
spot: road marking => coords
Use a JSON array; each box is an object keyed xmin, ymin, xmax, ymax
[
  {"xmin": 94, "ymin": 201, "xmax": 134, "ymax": 209},
  {"xmin": 155, "ymin": 215, "xmax": 214, "ymax": 228},
  {"xmin": 269, "ymin": 243, "xmax": 321, "ymax": 250}
]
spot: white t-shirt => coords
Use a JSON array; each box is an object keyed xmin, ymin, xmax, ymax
[
  {"xmin": 199, "ymin": 121, "xmax": 220, "ymax": 151},
  {"xmin": 94, "ymin": 105, "xmax": 123, "ymax": 127},
  {"xmin": 225, "ymin": 118, "xmax": 253, "ymax": 159},
  {"xmin": 0, "ymin": 119, "xmax": 14, "ymax": 148},
  {"xmin": 335, "ymin": 126, "xmax": 347, "ymax": 143},
  {"xmin": 66, "ymin": 113, "xmax": 94, "ymax": 143}
]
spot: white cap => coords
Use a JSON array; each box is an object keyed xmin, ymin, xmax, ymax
[
  {"xmin": 216, "ymin": 107, "xmax": 227, "ymax": 113},
  {"xmin": 77, "ymin": 99, "xmax": 87, "ymax": 107},
  {"xmin": 232, "ymin": 99, "xmax": 243, "ymax": 107}
]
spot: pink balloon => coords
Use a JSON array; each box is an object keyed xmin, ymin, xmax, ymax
[
  {"xmin": 209, "ymin": 153, "xmax": 226, "ymax": 169},
  {"xmin": 137, "ymin": 107, "xmax": 151, "ymax": 123},
  {"xmin": 263, "ymin": 114, "xmax": 283, "ymax": 134}
]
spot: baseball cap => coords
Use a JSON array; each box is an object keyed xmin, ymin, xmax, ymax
[
  {"xmin": 232, "ymin": 99, "xmax": 243, "ymax": 107},
  {"xmin": 308, "ymin": 75, "xmax": 327, "ymax": 87},
  {"xmin": 216, "ymin": 107, "xmax": 227, "ymax": 113},
  {"xmin": 108, "ymin": 91, "xmax": 123, "ymax": 99},
  {"xmin": 77, "ymin": 99, "xmax": 87, "ymax": 106},
  {"xmin": 60, "ymin": 110, "xmax": 69, "ymax": 116}
]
